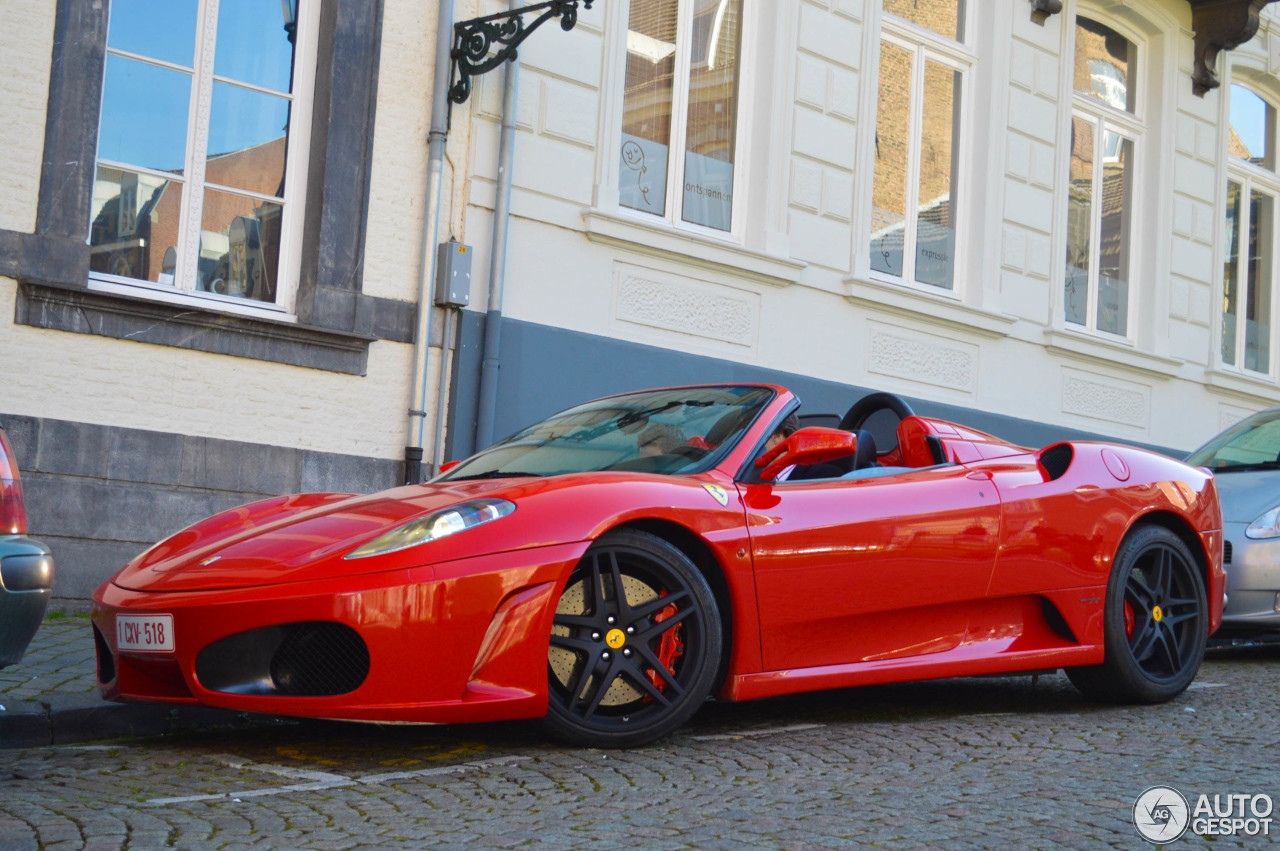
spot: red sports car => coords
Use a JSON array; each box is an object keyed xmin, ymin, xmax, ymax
[{"xmin": 92, "ymin": 385, "xmax": 1224, "ymax": 747}]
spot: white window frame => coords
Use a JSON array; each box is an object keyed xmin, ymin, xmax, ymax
[
  {"xmin": 1221, "ymin": 82, "xmax": 1280, "ymax": 378},
  {"xmin": 88, "ymin": 0, "xmax": 318, "ymax": 322},
  {"xmin": 860, "ymin": 3, "xmax": 974, "ymax": 295},
  {"xmin": 601, "ymin": 0, "xmax": 755, "ymax": 244},
  {"xmin": 1060, "ymin": 13, "xmax": 1144, "ymax": 341}
]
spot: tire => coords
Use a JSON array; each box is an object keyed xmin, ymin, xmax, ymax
[
  {"xmin": 1066, "ymin": 525, "xmax": 1208, "ymax": 703},
  {"xmin": 543, "ymin": 529, "xmax": 722, "ymax": 748}
]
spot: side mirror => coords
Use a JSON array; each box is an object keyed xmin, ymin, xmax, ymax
[
  {"xmin": 438, "ymin": 460, "xmax": 462, "ymax": 474},
  {"xmin": 756, "ymin": 427, "xmax": 857, "ymax": 481}
]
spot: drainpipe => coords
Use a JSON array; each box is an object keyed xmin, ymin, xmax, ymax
[
  {"xmin": 406, "ymin": 0, "xmax": 456, "ymax": 484},
  {"xmin": 472, "ymin": 0, "xmax": 521, "ymax": 451}
]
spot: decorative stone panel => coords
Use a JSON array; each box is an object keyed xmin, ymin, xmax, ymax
[
  {"xmin": 866, "ymin": 320, "xmax": 977, "ymax": 393},
  {"xmin": 613, "ymin": 263, "xmax": 759, "ymax": 350},
  {"xmin": 1060, "ymin": 368, "xmax": 1150, "ymax": 428},
  {"xmin": 1220, "ymin": 403, "xmax": 1258, "ymax": 431}
]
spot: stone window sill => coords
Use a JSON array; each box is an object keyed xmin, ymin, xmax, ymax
[
  {"xmin": 1042, "ymin": 328, "xmax": 1183, "ymax": 380},
  {"xmin": 582, "ymin": 209, "xmax": 806, "ymax": 288},
  {"xmin": 16, "ymin": 278, "xmax": 377, "ymax": 375},
  {"xmin": 843, "ymin": 275, "xmax": 1017, "ymax": 339},
  {"xmin": 1203, "ymin": 366, "xmax": 1280, "ymax": 401}
]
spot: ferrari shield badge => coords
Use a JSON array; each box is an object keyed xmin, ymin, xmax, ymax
[{"xmin": 702, "ymin": 484, "xmax": 730, "ymax": 506}]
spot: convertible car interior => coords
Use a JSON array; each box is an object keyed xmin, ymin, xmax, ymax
[{"xmin": 765, "ymin": 392, "xmax": 1023, "ymax": 483}]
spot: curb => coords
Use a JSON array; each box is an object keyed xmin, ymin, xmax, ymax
[{"xmin": 0, "ymin": 695, "xmax": 286, "ymax": 749}]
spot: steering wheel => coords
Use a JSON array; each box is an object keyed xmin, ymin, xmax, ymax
[{"xmin": 838, "ymin": 392, "xmax": 915, "ymax": 463}]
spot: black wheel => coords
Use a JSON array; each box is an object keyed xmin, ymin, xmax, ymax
[
  {"xmin": 543, "ymin": 529, "xmax": 722, "ymax": 748},
  {"xmin": 1066, "ymin": 525, "xmax": 1207, "ymax": 703}
]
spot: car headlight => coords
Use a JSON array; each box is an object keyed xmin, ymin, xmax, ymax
[
  {"xmin": 1246, "ymin": 506, "xmax": 1280, "ymax": 539},
  {"xmin": 344, "ymin": 498, "xmax": 516, "ymax": 559}
]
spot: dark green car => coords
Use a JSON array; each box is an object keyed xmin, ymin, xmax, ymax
[{"xmin": 0, "ymin": 424, "xmax": 54, "ymax": 668}]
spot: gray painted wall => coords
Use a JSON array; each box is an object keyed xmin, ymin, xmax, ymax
[
  {"xmin": 2, "ymin": 414, "xmax": 400, "ymax": 601},
  {"xmin": 446, "ymin": 311, "xmax": 1182, "ymax": 461}
]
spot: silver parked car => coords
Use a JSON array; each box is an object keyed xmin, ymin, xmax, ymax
[
  {"xmin": 0, "ymin": 423, "xmax": 54, "ymax": 667},
  {"xmin": 1188, "ymin": 406, "xmax": 1280, "ymax": 637}
]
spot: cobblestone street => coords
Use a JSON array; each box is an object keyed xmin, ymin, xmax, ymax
[{"xmin": 2, "ymin": 640, "xmax": 1278, "ymax": 849}]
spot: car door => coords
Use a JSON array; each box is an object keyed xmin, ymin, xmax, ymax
[{"xmin": 741, "ymin": 465, "xmax": 1001, "ymax": 671}]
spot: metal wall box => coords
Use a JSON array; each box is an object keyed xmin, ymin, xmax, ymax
[{"xmin": 435, "ymin": 241, "xmax": 472, "ymax": 307}]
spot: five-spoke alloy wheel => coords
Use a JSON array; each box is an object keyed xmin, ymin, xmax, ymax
[
  {"xmin": 543, "ymin": 529, "xmax": 722, "ymax": 748},
  {"xmin": 1067, "ymin": 525, "xmax": 1208, "ymax": 703}
]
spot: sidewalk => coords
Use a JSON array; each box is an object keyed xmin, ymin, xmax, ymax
[{"xmin": 0, "ymin": 615, "xmax": 276, "ymax": 749}]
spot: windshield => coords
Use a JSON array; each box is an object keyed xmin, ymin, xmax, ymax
[
  {"xmin": 1187, "ymin": 408, "xmax": 1280, "ymax": 470},
  {"xmin": 438, "ymin": 386, "xmax": 776, "ymax": 481}
]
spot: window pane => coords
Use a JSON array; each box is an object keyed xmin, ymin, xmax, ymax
[
  {"xmin": 214, "ymin": 0, "xmax": 298, "ymax": 93},
  {"xmin": 1247, "ymin": 191, "xmax": 1273, "ymax": 372},
  {"xmin": 1229, "ymin": 85, "xmax": 1275, "ymax": 169},
  {"xmin": 107, "ymin": 0, "xmax": 198, "ymax": 68},
  {"xmin": 1096, "ymin": 133, "xmax": 1132, "ymax": 335},
  {"xmin": 89, "ymin": 166, "xmax": 183, "ymax": 285},
  {"xmin": 915, "ymin": 61, "xmax": 959, "ymax": 289},
  {"xmin": 97, "ymin": 55, "xmax": 192, "ymax": 173},
  {"xmin": 196, "ymin": 188, "xmax": 283, "ymax": 303},
  {"xmin": 620, "ymin": 0, "xmax": 678, "ymax": 217},
  {"xmin": 1223, "ymin": 181, "xmax": 1242, "ymax": 365},
  {"xmin": 681, "ymin": 0, "xmax": 742, "ymax": 231},
  {"xmin": 883, "ymin": 0, "xmax": 964, "ymax": 41},
  {"xmin": 871, "ymin": 42, "xmax": 913, "ymax": 278},
  {"xmin": 1074, "ymin": 18, "xmax": 1135, "ymax": 113},
  {"xmin": 207, "ymin": 83, "xmax": 291, "ymax": 197},
  {"xmin": 1064, "ymin": 117, "xmax": 1095, "ymax": 326}
]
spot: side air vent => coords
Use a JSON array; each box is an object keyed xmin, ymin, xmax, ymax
[
  {"xmin": 1224, "ymin": 540, "xmax": 1233, "ymax": 565},
  {"xmin": 1038, "ymin": 443, "xmax": 1074, "ymax": 481},
  {"xmin": 1041, "ymin": 598, "xmax": 1079, "ymax": 644}
]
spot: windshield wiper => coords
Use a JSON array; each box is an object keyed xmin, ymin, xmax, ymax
[
  {"xmin": 449, "ymin": 470, "xmax": 543, "ymax": 480},
  {"xmin": 1209, "ymin": 461, "xmax": 1280, "ymax": 472}
]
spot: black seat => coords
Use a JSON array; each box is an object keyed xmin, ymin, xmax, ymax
[{"xmin": 852, "ymin": 429, "xmax": 877, "ymax": 470}]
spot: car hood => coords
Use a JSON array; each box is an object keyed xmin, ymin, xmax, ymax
[
  {"xmin": 1211, "ymin": 468, "xmax": 1280, "ymax": 523},
  {"xmin": 112, "ymin": 479, "xmax": 543, "ymax": 593}
]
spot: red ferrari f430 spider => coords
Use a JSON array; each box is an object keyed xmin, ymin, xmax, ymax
[{"xmin": 92, "ymin": 385, "xmax": 1223, "ymax": 747}]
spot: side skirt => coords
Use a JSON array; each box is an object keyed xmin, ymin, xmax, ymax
[{"xmin": 723, "ymin": 642, "xmax": 1103, "ymax": 702}]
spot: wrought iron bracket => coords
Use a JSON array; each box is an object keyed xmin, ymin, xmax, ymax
[
  {"xmin": 449, "ymin": 0, "xmax": 593, "ymax": 108},
  {"xmin": 1188, "ymin": 0, "xmax": 1276, "ymax": 97}
]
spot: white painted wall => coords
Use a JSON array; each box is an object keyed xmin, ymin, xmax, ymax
[
  {"xmin": 0, "ymin": 1, "xmax": 55, "ymax": 234},
  {"xmin": 453, "ymin": 0, "xmax": 1280, "ymax": 453}
]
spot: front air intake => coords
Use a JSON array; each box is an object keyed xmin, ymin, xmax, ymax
[{"xmin": 196, "ymin": 621, "xmax": 370, "ymax": 697}]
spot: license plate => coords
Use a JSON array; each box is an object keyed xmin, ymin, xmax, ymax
[{"xmin": 116, "ymin": 614, "xmax": 175, "ymax": 653}]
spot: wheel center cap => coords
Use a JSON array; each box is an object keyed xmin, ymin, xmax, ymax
[
  {"xmin": 605, "ymin": 628, "xmax": 626, "ymax": 649},
  {"xmin": 1152, "ymin": 605, "xmax": 1164, "ymax": 623}
]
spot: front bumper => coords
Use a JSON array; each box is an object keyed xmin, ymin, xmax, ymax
[
  {"xmin": 0, "ymin": 536, "xmax": 54, "ymax": 667},
  {"xmin": 1220, "ymin": 521, "xmax": 1280, "ymax": 633},
  {"xmin": 91, "ymin": 542, "xmax": 587, "ymax": 724}
]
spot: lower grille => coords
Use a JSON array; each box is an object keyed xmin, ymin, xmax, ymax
[
  {"xmin": 1224, "ymin": 540, "xmax": 1233, "ymax": 565},
  {"xmin": 196, "ymin": 621, "xmax": 370, "ymax": 697}
]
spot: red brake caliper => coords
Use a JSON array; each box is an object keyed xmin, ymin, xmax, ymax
[
  {"xmin": 645, "ymin": 594, "xmax": 684, "ymax": 694},
  {"xmin": 1123, "ymin": 600, "xmax": 1135, "ymax": 638}
]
